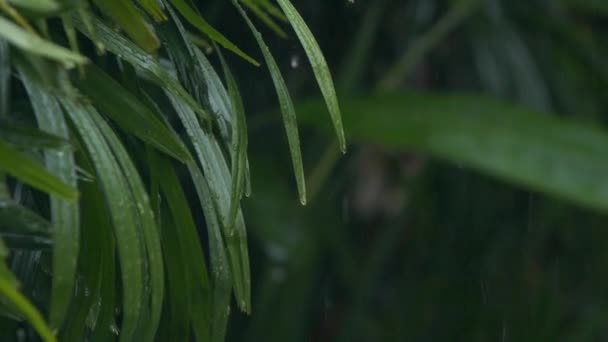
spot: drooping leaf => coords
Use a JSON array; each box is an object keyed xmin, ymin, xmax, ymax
[
  {"xmin": 242, "ymin": 0, "xmax": 288, "ymax": 38},
  {"xmin": 0, "ymin": 17, "xmax": 86, "ymax": 67},
  {"xmin": 165, "ymin": 88, "xmax": 251, "ymax": 313},
  {"xmin": 159, "ymin": 6, "xmax": 234, "ymax": 145},
  {"xmin": 59, "ymin": 91, "xmax": 145, "ymax": 342},
  {"xmin": 74, "ymin": 64, "xmax": 191, "ymax": 163},
  {"xmin": 275, "ymin": 0, "xmax": 346, "ymax": 152},
  {"xmin": 89, "ymin": 104, "xmax": 164, "ymax": 341},
  {"xmin": 167, "ymin": 0, "xmax": 260, "ymax": 66},
  {"xmin": 218, "ymin": 48, "xmax": 248, "ymax": 229},
  {"xmin": 299, "ymin": 92, "xmax": 608, "ymax": 214},
  {"xmin": 20, "ymin": 64, "xmax": 80, "ymax": 329},
  {"xmin": 236, "ymin": 1, "xmax": 306, "ymax": 205},
  {"xmin": 148, "ymin": 151, "xmax": 212, "ymax": 342},
  {"xmin": 187, "ymin": 163, "xmax": 232, "ymax": 342},
  {"xmin": 71, "ymin": 12, "xmax": 212, "ymax": 124}
]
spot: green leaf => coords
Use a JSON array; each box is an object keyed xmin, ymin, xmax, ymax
[
  {"xmin": 236, "ymin": 1, "xmax": 306, "ymax": 205},
  {"xmin": 186, "ymin": 163, "xmax": 232, "ymax": 342},
  {"xmin": 90, "ymin": 0, "xmax": 160, "ymax": 52},
  {"xmin": 298, "ymin": 92, "xmax": 608, "ymax": 214},
  {"xmin": 59, "ymin": 92, "xmax": 145, "ymax": 342},
  {"xmin": 242, "ymin": 0, "xmax": 288, "ymax": 38},
  {"xmin": 156, "ymin": 7, "xmax": 233, "ymax": 146},
  {"xmin": 149, "ymin": 151, "xmax": 212, "ymax": 342},
  {"xmin": 165, "ymin": 89, "xmax": 251, "ymax": 313},
  {"xmin": 0, "ymin": 139, "xmax": 77, "ymax": 200},
  {"xmin": 89, "ymin": 105, "xmax": 164, "ymax": 341},
  {"xmin": 74, "ymin": 64, "xmax": 191, "ymax": 163},
  {"xmin": 254, "ymin": 0, "xmax": 288, "ymax": 22},
  {"xmin": 218, "ymin": 48, "xmax": 249, "ymax": 229},
  {"xmin": 167, "ymin": 0, "xmax": 260, "ymax": 66},
  {"xmin": 0, "ymin": 17, "xmax": 86, "ymax": 67},
  {"xmin": 71, "ymin": 12, "xmax": 212, "ymax": 124},
  {"xmin": 275, "ymin": 0, "xmax": 346, "ymax": 152},
  {"xmin": 137, "ymin": 0, "xmax": 167, "ymax": 22},
  {"xmin": 0, "ymin": 119, "xmax": 70, "ymax": 150},
  {"xmin": 20, "ymin": 64, "xmax": 80, "ymax": 329},
  {"xmin": 7, "ymin": 0, "xmax": 60, "ymax": 14}
]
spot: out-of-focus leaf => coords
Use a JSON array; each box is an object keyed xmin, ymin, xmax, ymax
[
  {"xmin": 167, "ymin": 0, "xmax": 260, "ymax": 66},
  {"xmin": 137, "ymin": 0, "xmax": 167, "ymax": 22},
  {"xmin": 299, "ymin": 92, "xmax": 608, "ymax": 213},
  {"xmin": 60, "ymin": 92, "xmax": 145, "ymax": 342},
  {"xmin": 0, "ymin": 40, "xmax": 8, "ymax": 117},
  {"xmin": 7, "ymin": 0, "xmax": 59, "ymax": 14},
  {"xmin": 20, "ymin": 64, "xmax": 80, "ymax": 329},
  {"xmin": 275, "ymin": 0, "xmax": 346, "ymax": 152},
  {"xmin": 74, "ymin": 64, "xmax": 190, "ymax": 162},
  {"xmin": 90, "ymin": 0, "xmax": 160, "ymax": 52},
  {"xmin": 236, "ymin": 2, "xmax": 306, "ymax": 205},
  {"xmin": 0, "ymin": 139, "xmax": 77, "ymax": 200},
  {"xmin": 0, "ymin": 17, "xmax": 86, "ymax": 67},
  {"xmin": 566, "ymin": 0, "xmax": 608, "ymax": 16},
  {"xmin": 71, "ymin": 12, "xmax": 212, "ymax": 124}
]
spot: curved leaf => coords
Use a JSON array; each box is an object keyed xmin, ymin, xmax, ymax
[
  {"xmin": 74, "ymin": 64, "xmax": 191, "ymax": 163},
  {"xmin": 167, "ymin": 0, "xmax": 259, "ymax": 66},
  {"xmin": 60, "ymin": 94, "xmax": 145, "ymax": 342},
  {"xmin": 20, "ymin": 67, "xmax": 80, "ymax": 329},
  {"xmin": 275, "ymin": 0, "xmax": 346, "ymax": 152},
  {"xmin": 236, "ymin": 2, "xmax": 306, "ymax": 205}
]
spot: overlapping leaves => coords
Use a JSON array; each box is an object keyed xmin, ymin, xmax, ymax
[{"xmin": 0, "ymin": 0, "xmax": 344, "ymax": 340}]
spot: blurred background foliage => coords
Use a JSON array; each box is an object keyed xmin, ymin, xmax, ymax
[
  {"xmin": 218, "ymin": 0, "xmax": 608, "ymax": 341},
  {"xmin": 2, "ymin": 0, "xmax": 608, "ymax": 341}
]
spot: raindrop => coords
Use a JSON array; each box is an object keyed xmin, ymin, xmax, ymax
[
  {"xmin": 290, "ymin": 55, "xmax": 300, "ymax": 69},
  {"xmin": 348, "ymin": 0, "xmax": 355, "ymax": 3},
  {"xmin": 265, "ymin": 243, "xmax": 289, "ymax": 262},
  {"xmin": 16, "ymin": 329, "xmax": 25, "ymax": 342},
  {"xmin": 110, "ymin": 323, "xmax": 120, "ymax": 335}
]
